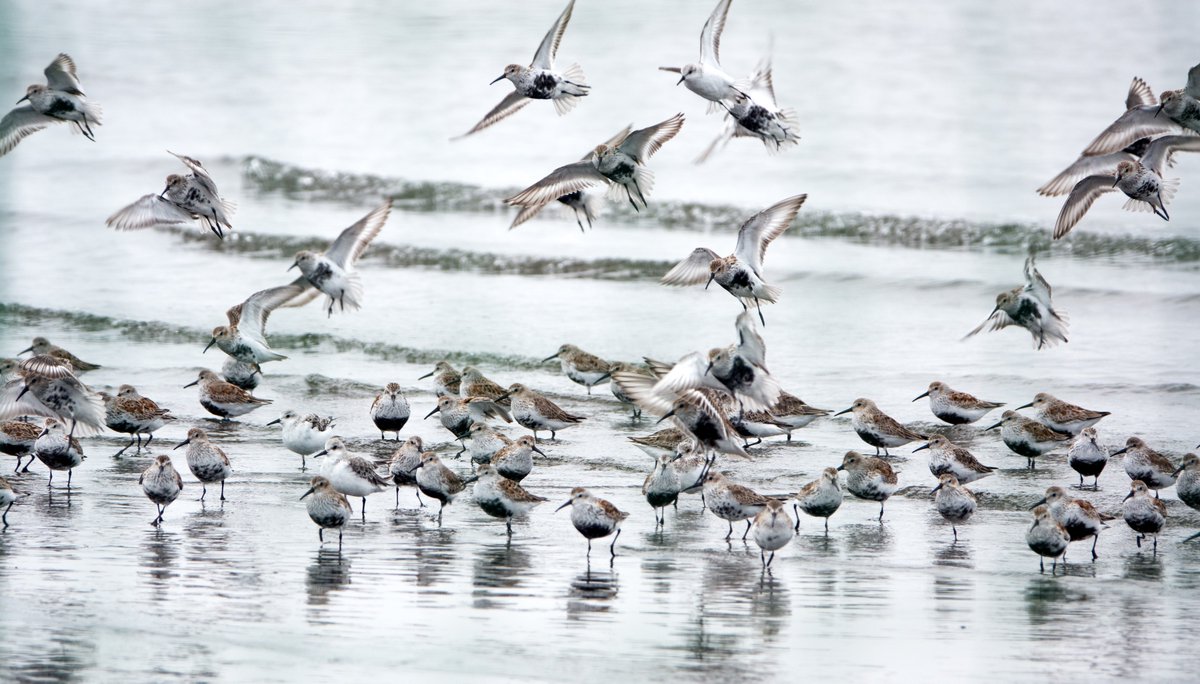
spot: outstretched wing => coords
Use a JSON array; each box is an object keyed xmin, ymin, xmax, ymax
[
  {"xmin": 699, "ymin": 0, "xmax": 733, "ymax": 66},
  {"xmin": 105, "ymin": 194, "xmax": 196, "ymax": 231},
  {"xmin": 1037, "ymin": 150, "xmax": 1135, "ymax": 197},
  {"xmin": 236, "ymin": 280, "xmax": 312, "ymax": 347},
  {"xmin": 1126, "ymin": 76, "xmax": 1156, "ymax": 110},
  {"xmin": 505, "ymin": 161, "xmax": 608, "ymax": 207},
  {"xmin": 531, "ymin": 0, "xmax": 575, "ymax": 70},
  {"xmin": 660, "ymin": 247, "xmax": 720, "ymax": 287},
  {"xmin": 963, "ymin": 308, "xmax": 1018, "ymax": 339},
  {"xmin": 1053, "ymin": 175, "xmax": 1117, "ymax": 239},
  {"xmin": 1082, "ymin": 105, "xmax": 1184, "ymax": 156},
  {"xmin": 734, "ymin": 310, "xmax": 767, "ymax": 368},
  {"xmin": 617, "ymin": 113, "xmax": 685, "ymax": 162},
  {"xmin": 456, "ymin": 91, "xmax": 530, "ymax": 139},
  {"xmin": 0, "ymin": 106, "xmax": 57, "ymax": 159},
  {"xmin": 167, "ymin": 150, "xmax": 221, "ymax": 198},
  {"xmin": 733, "ymin": 194, "xmax": 806, "ymax": 277},
  {"xmin": 44, "ymin": 53, "xmax": 84, "ymax": 95},
  {"xmin": 1139, "ymin": 135, "xmax": 1200, "ymax": 176},
  {"xmin": 326, "ymin": 199, "xmax": 392, "ymax": 268}
]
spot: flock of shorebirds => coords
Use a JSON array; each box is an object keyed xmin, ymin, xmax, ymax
[{"xmin": 1, "ymin": 1, "xmax": 1199, "ymax": 572}]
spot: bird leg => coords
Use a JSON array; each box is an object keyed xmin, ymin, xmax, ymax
[
  {"xmin": 609, "ymin": 528, "xmax": 621, "ymax": 557},
  {"xmin": 742, "ymin": 519, "xmax": 752, "ymax": 541}
]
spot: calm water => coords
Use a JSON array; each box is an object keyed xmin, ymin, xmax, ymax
[{"xmin": 1, "ymin": 1, "xmax": 1199, "ymax": 681}]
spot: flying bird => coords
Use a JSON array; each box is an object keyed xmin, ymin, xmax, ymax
[
  {"xmin": 965, "ymin": 255, "xmax": 1068, "ymax": 349},
  {"xmin": 289, "ymin": 200, "xmax": 392, "ymax": 316},
  {"xmin": 659, "ymin": 0, "xmax": 743, "ymax": 108},
  {"xmin": 106, "ymin": 151, "xmax": 236, "ymax": 238},
  {"xmin": 0, "ymin": 53, "xmax": 102, "ymax": 158}
]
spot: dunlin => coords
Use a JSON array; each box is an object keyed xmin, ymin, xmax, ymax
[
  {"xmin": 608, "ymin": 361, "xmax": 652, "ymax": 417},
  {"xmin": 0, "ymin": 476, "xmax": 28, "ymax": 527},
  {"xmin": 414, "ymin": 451, "xmax": 476, "ymax": 524},
  {"xmin": 425, "ymin": 396, "xmax": 512, "ymax": 440},
  {"xmin": 380, "ymin": 436, "xmax": 425, "ymax": 508},
  {"xmin": 1172, "ymin": 454, "xmax": 1200, "ymax": 513},
  {"xmin": 139, "ymin": 455, "xmax": 183, "ymax": 526},
  {"xmin": 0, "ymin": 356, "xmax": 105, "ymax": 437},
  {"xmin": 543, "ymin": 344, "xmax": 611, "ymax": 395},
  {"xmin": 472, "ymin": 463, "xmax": 548, "ymax": 536},
  {"xmin": 1123, "ymin": 480, "xmax": 1167, "ymax": 553},
  {"xmin": 184, "ymin": 369, "xmax": 271, "ymax": 420},
  {"xmin": 662, "ymin": 195, "xmax": 806, "ymax": 325},
  {"xmin": 1027, "ymin": 504, "xmax": 1070, "ymax": 573},
  {"xmin": 643, "ymin": 453, "xmax": 682, "ymax": 525},
  {"xmin": 1018, "ymin": 392, "xmax": 1109, "ymax": 436},
  {"xmin": 671, "ymin": 441, "xmax": 709, "ymax": 500},
  {"xmin": 289, "ymin": 200, "xmax": 392, "ymax": 316},
  {"xmin": 509, "ymin": 127, "xmax": 630, "ymax": 231},
  {"xmin": 984, "ymin": 410, "xmax": 1071, "ymax": 469},
  {"xmin": 964, "ymin": 255, "xmax": 1068, "ymax": 349},
  {"xmin": 556, "ymin": 487, "xmax": 629, "ymax": 558},
  {"xmin": 1034, "ymin": 486, "xmax": 1109, "ymax": 561},
  {"xmin": 835, "ymin": 398, "xmax": 925, "ymax": 457},
  {"xmin": 300, "ymin": 476, "xmax": 353, "ymax": 549},
  {"xmin": 106, "ymin": 151, "xmax": 235, "ymax": 238},
  {"xmin": 768, "ymin": 392, "xmax": 828, "ymax": 439},
  {"xmin": 506, "ymin": 113, "xmax": 685, "ymax": 213},
  {"xmin": 458, "ymin": 0, "xmax": 589, "ymax": 137},
  {"xmin": 19, "ymin": 337, "xmax": 99, "ymax": 372},
  {"xmin": 715, "ymin": 59, "xmax": 800, "ymax": 154},
  {"xmin": 502, "ymin": 383, "xmax": 584, "ymax": 441},
  {"xmin": 931, "ymin": 474, "xmax": 976, "ymax": 541},
  {"xmin": 418, "ymin": 361, "xmax": 462, "ymax": 397},
  {"xmin": 102, "ymin": 385, "xmax": 172, "ymax": 456},
  {"xmin": 0, "ymin": 53, "xmax": 101, "ymax": 158},
  {"xmin": 1111, "ymin": 437, "xmax": 1177, "ymax": 495},
  {"xmin": 459, "ymin": 366, "xmax": 510, "ymax": 404},
  {"xmin": 464, "ymin": 423, "xmax": 513, "ymax": 465},
  {"xmin": 644, "ymin": 387, "xmax": 750, "ymax": 463},
  {"xmin": 838, "ymin": 451, "xmax": 899, "ymax": 522},
  {"xmin": 1067, "ymin": 427, "xmax": 1108, "ymax": 489},
  {"xmin": 752, "ymin": 499, "xmax": 794, "ymax": 568},
  {"xmin": 703, "ymin": 471, "xmax": 770, "ymax": 540},
  {"xmin": 1082, "ymin": 63, "xmax": 1200, "ymax": 155},
  {"xmin": 313, "ymin": 437, "xmax": 388, "ymax": 521},
  {"xmin": 793, "ymin": 467, "xmax": 842, "ymax": 532},
  {"xmin": 370, "ymin": 382, "xmax": 410, "ymax": 440},
  {"xmin": 33, "ymin": 419, "xmax": 85, "ymax": 487},
  {"xmin": 207, "ymin": 282, "xmax": 312, "ymax": 364},
  {"xmin": 0, "ymin": 420, "xmax": 42, "ymax": 473},
  {"xmin": 659, "ymin": 0, "xmax": 741, "ymax": 106},
  {"xmin": 729, "ymin": 407, "xmax": 790, "ymax": 447},
  {"xmin": 491, "ymin": 434, "xmax": 545, "ymax": 483},
  {"xmin": 173, "ymin": 427, "xmax": 232, "ymax": 502},
  {"xmin": 267, "ymin": 410, "xmax": 335, "ymax": 468},
  {"xmin": 913, "ymin": 434, "xmax": 996, "ymax": 485},
  {"xmin": 912, "ymin": 381, "xmax": 1003, "ymax": 425},
  {"xmin": 220, "ymin": 357, "xmax": 261, "ymax": 391},
  {"xmin": 628, "ymin": 427, "xmax": 688, "ymax": 459}
]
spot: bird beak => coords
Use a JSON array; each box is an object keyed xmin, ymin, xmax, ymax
[
  {"xmin": 173, "ymin": 439, "xmax": 190, "ymax": 450},
  {"xmin": 18, "ymin": 346, "xmax": 33, "ymax": 355},
  {"xmin": 288, "ymin": 261, "xmax": 298, "ymax": 271},
  {"xmin": 1030, "ymin": 497, "xmax": 1047, "ymax": 510},
  {"xmin": 532, "ymin": 445, "xmax": 547, "ymax": 457},
  {"xmin": 1173, "ymin": 465, "xmax": 1185, "ymax": 477},
  {"xmin": 1112, "ymin": 177, "xmax": 1120, "ymax": 188},
  {"xmin": 834, "ymin": 407, "xmax": 852, "ymax": 416},
  {"xmin": 704, "ymin": 361, "xmax": 714, "ymax": 376},
  {"xmin": 542, "ymin": 353, "xmax": 559, "ymax": 362},
  {"xmin": 490, "ymin": 74, "xmax": 506, "ymax": 85},
  {"xmin": 424, "ymin": 406, "xmax": 440, "ymax": 419},
  {"xmin": 555, "ymin": 500, "xmax": 572, "ymax": 512},
  {"xmin": 312, "ymin": 449, "xmax": 328, "ymax": 458},
  {"xmin": 266, "ymin": 418, "xmax": 281, "ymax": 426},
  {"xmin": 1111, "ymin": 447, "xmax": 1128, "ymax": 456},
  {"xmin": 300, "ymin": 487, "xmax": 315, "ymax": 500},
  {"xmin": 16, "ymin": 385, "xmax": 30, "ymax": 401},
  {"xmin": 1123, "ymin": 490, "xmax": 1134, "ymax": 502},
  {"xmin": 655, "ymin": 410, "xmax": 676, "ymax": 424},
  {"xmin": 705, "ymin": 273, "xmax": 715, "ymax": 290},
  {"xmin": 983, "ymin": 421, "xmax": 1001, "ymax": 431},
  {"xmin": 495, "ymin": 391, "xmax": 512, "ymax": 403},
  {"xmin": 418, "ymin": 370, "xmax": 435, "ymax": 379},
  {"xmin": 1014, "ymin": 401, "xmax": 1033, "ymax": 410},
  {"xmin": 912, "ymin": 443, "xmax": 931, "ymax": 453},
  {"xmin": 676, "ymin": 75, "xmax": 686, "ymax": 86},
  {"xmin": 1155, "ymin": 104, "xmax": 1164, "ymax": 119},
  {"xmin": 912, "ymin": 391, "xmax": 929, "ymax": 402},
  {"xmin": 16, "ymin": 95, "xmax": 30, "ymax": 104},
  {"xmin": 836, "ymin": 464, "xmax": 845, "ymax": 472},
  {"xmin": 931, "ymin": 483, "xmax": 943, "ymax": 495},
  {"xmin": 203, "ymin": 338, "xmax": 217, "ymax": 353},
  {"xmin": 183, "ymin": 379, "xmax": 199, "ymax": 388}
]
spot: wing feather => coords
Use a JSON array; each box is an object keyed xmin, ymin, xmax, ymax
[
  {"xmin": 325, "ymin": 200, "xmax": 392, "ymax": 268},
  {"xmin": 733, "ymin": 194, "xmax": 806, "ymax": 276}
]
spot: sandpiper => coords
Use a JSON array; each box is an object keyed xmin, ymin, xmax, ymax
[
  {"xmin": 1123, "ymin": 480, "xmax": 1167, "ymax": 553},
  {"xmin": 267, "ymin": 410, "xmax": 335, "ymax": 469},
  {"xmin": 913, "ymin": 434, "xmax": 996, "ymax": 485},
  {"xmin": 1033, "ymin": 486, "xmax": 1109, "ymax": 561},
  {"xmin": 425, "ymin": 396, "xmax": 512, "ymax": 440},
  {"xmin": 289, "ymin": 200, "xmax": 392, "ymax": 316},
  {"xmin": 380, "ymin": 436, "xmax": 425, "ymax": 508},
  {"xmin": 1082, "ymin": 63, "xmax": 1200, "ymax": 155},
  {"xmin": 931, "ymin": 474, "xmax": 976, "ymax": 542},
  {"xmin": 19, "ymin": 337, "xmax": 100, "ymax": 373},
  {"xmin": 0, "ymin": 53, "xmax": 101, "ymax": 158},
  {"xmin": 793, "ymin": 467, "xmax": 843, "ymax": 533},
  {"xmin": 1067, "ymin": 427, "xmax": 1108, "ymax": 489},
  {"xmin": 1027, "ymin": 504, "xmax": 1070, "ymax": 573},
  {"xmin": 105, "ymin": 151, "xmax": 235, "ymax": 238},
  {"xmin": 628, "ymin": 427, "xmax": 688, "ymax": 459},
  {"xmin": 717, "ymin": 59, "xmax": 800, "ymax": 154},
  {"xmin": 0, "ymin": 476, "xmax": 28, "ymax": 527},
  {"xmin": 506, "ymin": 113, "xmax": 685, "ymax": 213},
  {"xmin": 556, "ymin": 487, "xmax": 629, "ymax": 558},
  {"xmin": 1112, "ymin": 437, "xmax": 1177, "ymax": 495},
  {"xmin": 300, "ymin": 476, "xmax": 352, "ymax": 549},
  {"xmin": 768, "ymin": 392, "xmax": 829, "ymax": 438},
  {"xmin": 313, "ymin": 437, "xmax": 388, "ymax": 521},
  {"xmin": 418, "ymin": 361, "xmax": 461, "ymax": 397},
  {"xmin": 102, "ymin": 385, "xmax": 172, "ymax": 456},
  {"xmin": 838, "ymin": 451, "xmax": 899, "ymax": 522},
  {"xmin": 985, "ymin": 410, "xmax": 1071, "ymax": 469},
  {"xmin": 662, "ymin": 195, "xmax": 806, "ymax": 325},
  {"xmin": 509, "ymin": 127, "xmax": 630, "ymax": 231},
  {"xmin": 206, "ymin": 282, "xmax": 312, "ymax": 364},
  {"xmin": 185, "ymin": 369, "xmax": 271, "ymax": 420},
  {"xmin": 220, "ymin": 357, "xmax": 261, "ymax": 391},
  {"xmin": 752, "ymin": 499, "xmax": 794, "ymax": 568},
  {"xmin": 472, "ymin": 463, "xmax": 548, "ymax": 536},
  {"xmin": 491, "ymin": 434, "xmax": 545, "ymax": 483},
  {"xmin": 964, "ymin": 254, "xmax": 1068, "ymax": 349},
  {"xmin": 173, "ymin": 427, "xmax": 232, "ymax": 502},
  {"xmin": 671, "ymin": 441, "xmax": 709, "ymax": 500},
  {"xmin": 1016, "ymin": 392, "xmax": 1109, "ymax": 435},
  {"xmin": 643, "ymin": 453, "xmax": 682, "ymax": 526},
  {"xmin": 659, "ymin": 0, "xmax": 741, "ymax": 106},
  {"xmin": 458, "ymin": 0, "xmax": 589, "ymax": 138},
  {"xmin": 912, "ymin": 381, "xmax": 1003, "ymax": 425},
  {"xmin": 33, "ymin": 419, "xmax": 85, "ymax": 487},
  {"xmin": 414, "ymin": 452, "xmax": 475, "ymax": 524},
  {"xmin": 464, "ymin": 423, "xmax": 513, "ymax": 465},
  {"xmin": 835, "ymin": 398, "xmax": 925, "ymax": 457},
  {"xmin": 0, "ymin": 420, "xmax": 42, "ymax": 473},
  {"xmin": 458, "ymin": 366, "xmax": 510, "ymax": 404},
  {"xmin": 0, "ymin": 356, "xmax": 105, "ymax": 437},
  {"xmin": 370, "ymin": 382, "xmax": 410, "ymax": 440},
  {"xmin": 544, "ymin": 344, "xmax": 611, "ymax": 395},
  {"xmin": 608, "ymin": 361, "xmax": 651, "ymax": 417},
  {"xmin": 729, "ymin": 408, "xmax": 790, "ymax": 447},
  {"xmin": 140, "ymin": 455, "xmax": 183, "ymax": 526},
  {"xmin": 703, "ymin": 471, "xmax": 770, "ymax": 540},
  {"xmin": 502, "ymin": 383, "xmax": 584, "ymax": 441},
  {"xmin": 652, "ymin": 390, "xmax": 750, "ymax": 462},
  {"xmin": 1174, "ymin": 453, "xmax": 1200, "ymax": 512}
]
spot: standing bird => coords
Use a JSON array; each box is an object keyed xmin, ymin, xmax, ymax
[
  {"xmin": 1017, "ymin": 392, "xmax": 1109, "ymax": 436},
  {"xmin": 1067, "ymin": 427, "xmax": 1108, "ymax": 489},
  {"xmin": 139, "ymin": 455, "xmax": 183, "ymax": 526},
  {"xmin": 930, "ymin": 474, "xmax": 976, "ymax": 542},
  {"xmin": 0, "ymin": 476, "xmax": 29, "ymax": 527},
  {"xmin": 1026, "ymin": 505, "xmax": 1071, "ymax": 573},
  {"xmin": 289, "ymin": 200, "xmax": 392, "ymax": 317},
  {"xmin": 792, "ymin": 467, "xmax": 843, "ymax": 533},
  {"xmin": 418, "ymin": 361, "xmax": 461, "ymax": 397},
  {"xmin": 0, "ymin": 356, "xmax": 105, "ymax": 437},
  {"xmin": 1172, "ymin": 455, "xmax": 1200, "ymax": 528},
  {"xmin": 425, "ymin": 396, "xmax": 512, "ymax": 440},
  {"xmin": 985, "ymin": 410, "xmax": 1071, "ymax": 469},
  {"xmin": 835, "ymin": 398, "xmax": 925, "ymax": 457},
  {"xmin": 509, "ymin": 127, "xmax": 631, "ymax": 231},
  {"xmin": 661, "ymin": 194, "xmax": 806, "ymax": 325},
  {"xmin": 490, "ymin": 435, "xmax": 546, "ymax": 483},
  {"xmin": 643, "ymin": 453, "xmax": 682, "ymax": 526},
  {"xmin": 543, "ymin": 344, "xmax": 611, "ymax": 395},
  {"xmin": 206, "ymin": 282, "xmax": 312, "ymax": 364},
  {"xmin": 414, "ymin": 452, "xmax": 475, "ymax": 525},
  {"xmin": 964, "ymin": 255, "xmax": 1068, "ymax": 349},
  {"xmin": 913, "ymin": 435, "xmax": 995, "ymax": 485},
  {"xmin": 659, "ymin": 0, "xmax": 741, "ymax": 107},
  {"xmin": 105, "ymin": 151, "xmax": 235, "ymax": 238},
  {"xmin": 379, "ymin": 436, "xmax": 425, "ymax": 508},
  {"xmin": 370, "ymin": 382, "xmax": 410, "ymax": 440},
  {"xmin": 184, "ymin": 369, "xmax": 271, "ymax": 420},
  {"xmin": 1123, "ymin": 480, "xmax": 1167, "ymax": 553},
  {"xmin": 0, "ymin": 421, "xmax": 41, "ymax": 473},
  {"xmin": 768, "ymin": 392, "xmax": 829, "ymax": 439},
  {"xmin": 300, "ymin": 476, "xmax": 352, "ymax": 550},
  {"xmin": 608, "ymin": 361, "xmax": 653, "ymax": 418},
  {"xmin": 752, "ymin": 499, "xmax": 795, "ymax": 568},
  {"xmin": 174, "ymin": 427, "xmax": 232, "ymax": 502},
  {"xmin": 556, "ymin": 487, "xmax": 629, "ymax": 559},
  {"xmin": 506, "ymin": 113, "xmax": 685, "ymax": 213},
  {"xmin": 33, "ymin": 419, "xmax": 85, "ymax": 487},
  {"xmin": 312, "ymin": 437, "xmax": 388, "ymax": 521},
  {"xmin": 472, "ymin": 463, "xmax": 548, "ymax": 536},
  {"xmin": 102, "ymin": 385, "xmax": 172, "ymax": 456},
  {"xmin": 0, "ymin": 53, "xmax": 101, "ymax": 158},
  {"xmin": 502, "ymin": 383, "xmax": 584, "ymax": 441},
  {"xmin": 702, "ymin": 471, "xmax": 770, "ymax": 540},
  {"xmin": 1081, "ymin": 63, "xmax": 1200, "ymax": 155},
  {"xmin": 457, "ymin": 0, "xmax": 588, "ymax": 138},
  {"xmin": 464, "ymin": 423, "xmax": 513, "ymax": 465},
  {"xmin": 19, "ymin": 337, "xmax": 100, "ymax": 372},
  {"xmin": 1111, "ymin": 437, "xmax": 1178, "ymax": 496},
  {"xmin": 267, "ymin": 410, "xmax": 336, "ymax": 469},
  {"xmin": 458, "ymin": 366, "xmax": 511, "ymax": 404},
  {"xmin": 1033, "ymin": 486, "xmax": 1109, "ymax": 561},
  {"xmin": 837, "ymin": 451, "xmax": 899, "ymax": 522},
  {"xmin": 911, "ymin": 381, "xmax": 1002, "ymax": 425}
]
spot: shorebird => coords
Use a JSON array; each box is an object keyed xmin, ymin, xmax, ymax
[
  {"xmin": 0, "ymin": 421, "xmax": 40, "ymax": 473},
  {"xmin": 544, "ymin": 344, "xmax": 612, "ymax": 395},
  {"xmin": 0, "ymin": 356, "xmax": 105, "ymax": 437},
  {"xmin": 370, "ymin": 383, "xmax": 410, "ymax": 440},
  {"xmin": 289, "ymin": 200, "xmax": 392, "ymax": 316},
  {"xmin": 793, "ymin": 467, "xmax": 843, "ymax": 533},
  {"xmin": 835, "ymin": 398, "xmax": 925, "ymax": 457},
  {"xmin": 838, "ymin": 451, "xmax": 899, "ymax": 522},
  {"xmin": 752, "ymin": 499, "xmax": 794, "ymax": 568},
  {"xmin": 1111, "ymin": 437, "xmax": 1177, "ymax": 495},
  {"xmin": 378, "ymin": 436, "xmax": 424, "ymax": 508},
  {"xmin": 105, "ymin": 151, "xmax": 235, "ymax": 238},
  {"xmin": 458, "ymin": 0, "xmax": 589, "ymax": 138},
  {"xmin": 0, "ymin": 476, "xmax": 29, "ymax": 527},
  {"xmin": 1172, "ymin": 455, "xmax": 1200, "ymax": 528},
  {"xmin": 767, "ymin": 392, "xmax": 828, "ymax": 439},
  {"xmin": 267, "ymin": 410, "xmax": 335, "ymax": 469},
  {"xmin": 101, "ymin": 385, "xmax": 172, "ymax": 456},
  {"xmin": 0, "ymin": 53, "xmax": 101, "ymax": 158},
  {"xmin": 220, "ymin": 357, "xmax": 261, "ymax": 391},
  {"xmin": 491, "ymin": 434, "xmax": 546, "ymax": 483},
  {"xmin": 312, "ymin": 437, "xmax": 388, "ymax": 521},
  {"xmin": 728, "ymin": 407, "xmax": 790, "ymax": 447},
  {"xmin": 713, "ymin": 58, "xmax": 800, "ymax": 155},
  {"xmin": 464, "ymin": 423, "xmax": 513, "ymax": 464},
  {"xmin": 509, "ymin": 127, "xmax": 630, "ymax": 231},
  {"xmin": 1026, "ymin": 505, "xmax": 1070, "ymax": 573},
  {"xmin": 1033, "ymin": 486, "xmax": 1109, "ymax": 561},
  {"xmin": 33, "ymin": 419, "xmax": 85, "ymax": 487},
  {"xmin": 556, "ymin": 487, "xmax": 629, "ymax": 559},
  {"xmin": 19, "ymin": 337, "xmax": 99, "ymax": 373},
  {"xmin": 173, "ymin": 427, "xmax": 232, "ymax": 502},
  {"xmin": 628, "ymin": 427, "xmax": 689, "ymax": 459},
  {"xmin": 703, "ymin": 471, "xmax": 770, "ymax": 540},
  {"xmin": 1081, "ymin": 63, "xmax": 1200, "ymax": 155},
  {"xmin": 301, "ymin": 476, "xmax": 352, "ymax": 549},
  {"xmin": 139, "ymin": 455, "xmax": 183, "ymax": 526},
  {"xmin": 608, "ymin": 361, "xmax": 652, "ymax": 418},
  {"xmin": 414, "ymin": 452, "xmax": 475, "ymax": 525},
  {"xmin": 1016, "ymin": 392, "xmax": 1109, "ymax": 436},
  {"xmin": 418, "ymin": 361, "xmax": 461, "ymax": 397},
  {"xmin": 985, "ymin": 410, "xmax": 1071, "ymax": 469},
  {"xmin": 472, "ymin": 463, "xmax": 548, "ymax": 536},
  {"xmin": 1067, "ymin": 427, "xmax": 1108, "ymax": 490},
  {"xmin": 931, "ymin": 474, "xmax": 976, "ymax": 542},
  {"xmin": 1123, "ymin": 480, "xmax": 1167, "ymax": 553},
  {"xmin": 425, "ymin": 396, "xmax": 512, "ymax": 440},
  {"xmin": 643, "ymin": 453, "xmax": 682, "ymax": 526},
  {"xmin": 659, "ymin": 0, "xmax": 742, "ymax": 107},
  {"xmin": 965, "ymin": 255, "xmax": 1068, "ymax": 349},
  {"xmin": 458, "ymin": 366, "xmax": 510, "ymax": 404},
  {"xmin": 506, "ymin": 113, "xmax": 685, "ymax": 213},
  {"xmin": 206, "ymin": 282, "xmax": 311, "ymax": 364},
  {"xmin": 501, "ymin": 383, "xmax": 584, "ymax": 441},
  {"xmin": 913, "ymin": 435, "xmax": 996, "ymax": 485},
  {"xmin": 662, "ymin": 194, "xmax": 806, "ymax": 325},
  {"xmin": 911, "ymin": 381, "xmax": 1003, "ymax": 425},
  {"xmin": 185, "ymin": 369, "xmax": 271, "ymax": 420}
]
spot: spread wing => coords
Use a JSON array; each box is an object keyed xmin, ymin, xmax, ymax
[
  {"xmin": 1082, "ymin": 105, "xmax": 1184, "ymax": 156},
  {"xmin": 734, "ymin": 310, "xmax": 767, "ymax": 368},
  {"xmin": 1023, "ymin": 255, "xmax": 1053, "ymax": 305},
  {"xmin": 652, "ymin": 352, "xmax": 728, "ymax": 399},
  {"xmin": 1139, "ymin": 135, "xmax": 1200, "ymax": 176},
  {"xmin": 457, "ymin": 90, "xmax": 530, "ymax": 139},
  {"xmin": 45, "ymin": 53, "xmax": 84, "ymax": 95},
  {"xmin": 1053, "ymin": 175, "xmax": 1117, "ymax": 239},
  {"xmin": 660, "ymin": 247, "xmax": 720, "ymax": 286},
  {"xmin": 1037, "ymin": 150, "xmax": 1135, "ymax": 197},
  {"xmin": 236, "ymin": 280, "xmax": 312, "ymax": 347},
  {"xmin": 963, "ymin": 308, "xmax": 1018, "ymax": 339},
  {"xmin": 326, "ymin": 199, "xmax": 392, "ymax": 268},
  {"xmin": 167, "ymin": 150, "xmax": 220, "ymax": 198},
  {"xmin": 105, "ymin": 194, "xmax": 196, "ymax": 231},
  {"xmin": 504, "ymin": 161, "xmax": 609, "ymax": 207},
  {"xmin": 592, "ymin": 125, "xmax": 633, "ymax": 159},
  {"xmin": 0, "ymin": 106, "xmax": 57, "ymax": 158},
  {"xmin": 531, "ymin": 0, "xmax": 575, "ymax": 70},
  {"xmin": 733, "ymin": 194, "xmax": 805, "ymax": 276},
  {"xmin": 1126, "ymin": 76, "xmax": 1156, "ymax": 110},
  {"xmin": 699, "ymin": 0, "xmax": 733, "ymax": 66},
  {"xmin": 741, "ymin": 57, "xmax": 777, "ymax": 110},
  {"xmin": 618, "ymin": 113, "xmax": 685, "ymax": 162}
]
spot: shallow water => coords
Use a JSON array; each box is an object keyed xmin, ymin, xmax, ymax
[{"xmin": 2, "ymin": 1, "xmax": 1199, "ymax": 681}]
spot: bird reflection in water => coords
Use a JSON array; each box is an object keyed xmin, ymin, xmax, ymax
[{"xmin": 306, "ymin": 547, "xmax": 351, "ymax": 607}]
